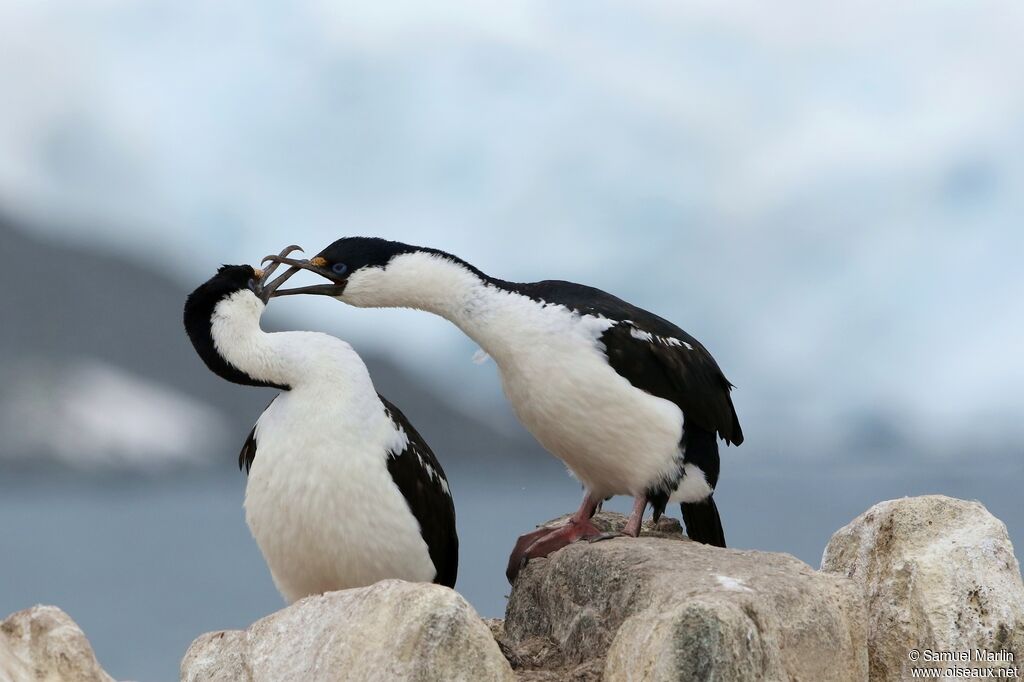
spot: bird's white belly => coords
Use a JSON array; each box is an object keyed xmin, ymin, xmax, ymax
[
  {"xmin": 243, "ymin": 410, "xmax": 434, "ymax": 603},
  {"xmin": 495, "ymin": 337, "xmax": 684, "ymax": 498}
]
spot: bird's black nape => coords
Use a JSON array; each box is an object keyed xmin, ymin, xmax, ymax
[
  {"xmin": 185, "ymin": 265, "xmax": 258, "ymax": 309},
  {"xmin": 183, "ymin": 264, "xmax": 289, "ymax": 391},
  {"xmin": 318, "ymin": 237, "xmax": 417, "ymax": 272}
]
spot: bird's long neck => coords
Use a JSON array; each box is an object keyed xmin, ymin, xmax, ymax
[
  {"xmin": 345, "ymin": 252, "xmax": 523, "ymax": 355},
  {"xmin": 204, "ymin": 291, "xmax": 296, "ymax": 389},
  {"xmin": 196, "ymin": 291, "xmax": 364, "ymax": 393}
]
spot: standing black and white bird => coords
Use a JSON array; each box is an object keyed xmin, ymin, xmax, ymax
[
  {"xmin": 182, "ymin": 252, "xmax": 458, "ymax": 601},
  {"xmin": 265, "ymin": 238, "xmax": 743, "ymax": 582}
]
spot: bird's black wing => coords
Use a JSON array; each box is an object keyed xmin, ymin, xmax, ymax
[
  {"xmin": 601, "ymin": 321, "xmax": 743, "ymax": 445},
  {"xmin": 239, "ymin": 423, "xmax": 258, "ymax": 473},
  {"xmin": 238, "ymin": 398, "xmax": 278, "ymax": 473},
  {"xmin": 379, "ymin": 395, "xmax": 459, "ymax": 588},
  {"xmin": 513, "ymin": 280, "xmax": 743, "ymax": 445}
]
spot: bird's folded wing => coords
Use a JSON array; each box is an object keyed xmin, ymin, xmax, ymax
[
  {"xmin": 379, "ymin": 395, "xmax": 459, "ymax": 588},
  {"xmin": 600, "ymin": 322, "xmax": 743, "ymax": 446}
]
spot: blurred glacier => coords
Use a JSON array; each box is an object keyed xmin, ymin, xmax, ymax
[
  {"xmin": 0, "ymin": 358, "xmax": 227, "ymax": 469},
  {"xmin": 1, "ymin": 1, "xmax": 1021, "ymax": 467}
]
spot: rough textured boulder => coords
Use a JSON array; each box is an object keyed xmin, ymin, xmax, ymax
[
  {"xmin": 501, "ymin": 512, "xmax": 869, "ymax": 681},
  {"xmin": 822, "ymin": 495, "xmax": 1024, "ymax": 681},
  {"xmin": 181, "ymin": 579, "xmax": 514, "ymax": 682},
  {"xmin": 0, "ymin": 605, "xmax": 115, "ymax": 682}
]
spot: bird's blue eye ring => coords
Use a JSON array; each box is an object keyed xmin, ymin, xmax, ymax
[{"xmin": 331, "ymin": 263, "xmax": 348, "ymax": 275}]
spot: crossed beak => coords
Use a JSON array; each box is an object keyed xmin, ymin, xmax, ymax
[
  {"xmin": 252, "ymin": 245, "xmax": 304, "ymax": 302},
  {"xmin": 260, "ymin": 253, "xmax": 348, "ymax": 297}
]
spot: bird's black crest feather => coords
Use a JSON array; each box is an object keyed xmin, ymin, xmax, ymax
[{"xmin": 319, "ymin": 237, "xmax": 489, "ymax": 280}]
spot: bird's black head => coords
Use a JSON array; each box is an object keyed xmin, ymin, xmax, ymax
[
  {"xmin": 185, "ymin": 264, "xmax": 262, "ymax": 314},
  {"xmin": 319, "ymin": 237, "xmax": 420, "ymax": 275},
  {"xmin": 184, "ymin": 245, "xmax": 305, "ymax": 329}
]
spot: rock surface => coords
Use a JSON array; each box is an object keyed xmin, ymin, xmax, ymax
[
  {"xmin": 822, "ymin": 495, "xmax": 1024, "ymax": 681},
  {"xmin": 180, "ymin": 579, "xmax": 514, "ymax": 682},
  {"xmin": 501, "ymin": 512, "xmax": 869, "ymax": 681},
  {"xmin": 7, "ymin": 496, "xmax": 1020, "ymax": 681},
  {"xmin": 0, "ymin": 605, "xmax": 115, "ymax": 682}
]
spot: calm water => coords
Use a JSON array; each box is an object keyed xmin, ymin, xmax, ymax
[{"xmin": 2, "ymin": 457, "xmax": 1021, "ymax": 681}]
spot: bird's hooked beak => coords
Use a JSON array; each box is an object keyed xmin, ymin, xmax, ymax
[
  {"xmin": 254, "ymin": 245, "xmax": 305, "ymax": 303},
  {"xmin": 260, "ymin": 253, "xmax": 347, "ymax": 297}
]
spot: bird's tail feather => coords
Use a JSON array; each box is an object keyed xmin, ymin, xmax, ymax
[{"xmin": 681, "ymin": 496, "xmax": 726, "ymax": 547}]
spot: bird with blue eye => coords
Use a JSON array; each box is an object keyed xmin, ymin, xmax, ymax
[{"xmin": 265, "ymin": 237, "xmax": 743, "ymax": 583}]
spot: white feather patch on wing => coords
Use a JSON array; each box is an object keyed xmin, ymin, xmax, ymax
[
  {"xmin": 387, "ymin": 424, "xmax": 452, "ymax": 497},
  {"xmin": 628, "ymin": 324, "xmax": 694, "ymax": 350}
]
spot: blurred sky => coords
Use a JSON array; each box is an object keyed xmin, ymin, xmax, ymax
[{"xmin": 1, "ymin": 0, "xmax": 1022, "ymax": 462}]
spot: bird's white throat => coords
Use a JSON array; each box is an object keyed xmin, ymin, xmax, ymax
[{"xmin": 341, "ymin": 251, "xmax": 487, "ymax": 317}]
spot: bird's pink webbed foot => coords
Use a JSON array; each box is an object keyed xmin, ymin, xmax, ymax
[{"xmin": 506, "ymin": 493, "xmax": 616, "ymax": 583}]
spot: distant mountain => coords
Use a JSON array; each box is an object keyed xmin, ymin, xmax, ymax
[{"xmin": 0, "ymin": 214, "xmax": 543, "ymax": 472}]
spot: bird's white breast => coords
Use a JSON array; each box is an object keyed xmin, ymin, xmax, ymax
[
  {"xmin": 244, "ymin": 383, "xmax": 435, "ymax": 603},
  {"xmin": 468, "ymin": 292, "xmax": 686, "ymax": 499}
]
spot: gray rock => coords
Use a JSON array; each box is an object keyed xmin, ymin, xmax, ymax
[
  {"xmin": 181, "ymin": 579, "xmax": 514, "ymax": 682},
  {"xmin": 503, "ymin": 512, "xmax": 868, "ymax": 681},
  {"xmin": 607, "ymin": 598, "xmax": 772, "ymax": 681},
  {"xmin": 822, "ymin": 495, "xmax": 1024, "ymax": 681},
  {"xmin": 0, "ymin": 605, "xmax": 115, "ymax": 682},
  {"xmin": 182, "ymin": 630, "xmax": 249, "ymax": 682}
]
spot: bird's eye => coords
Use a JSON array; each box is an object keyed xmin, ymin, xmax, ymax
[{"xmin": 331, "ymin": 263, "xmax": 348, "ymax": 275}]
